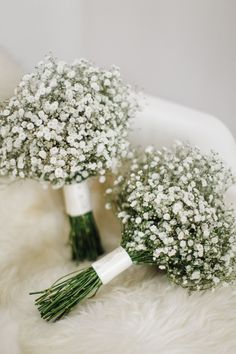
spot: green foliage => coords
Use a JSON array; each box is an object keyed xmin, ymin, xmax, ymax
[{"xmin": 69, "ymin": 212, "xmax": 103, "ymax": 262}]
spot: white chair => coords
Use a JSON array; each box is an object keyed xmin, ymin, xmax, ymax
[{"xmin": 130, "ymin": 95, "xmax": 236, "ymax": 174}]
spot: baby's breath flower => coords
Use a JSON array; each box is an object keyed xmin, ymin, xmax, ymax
[
  {"xmin": 110, "ymin": 144, "xmax": 236, "ymax": 291},
  {"xmin": 0, "ymin": 55, "xmax": 138, "ymax": 188}
]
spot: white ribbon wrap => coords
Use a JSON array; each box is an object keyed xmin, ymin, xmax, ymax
[
  {"xmin": 92, "ymin": 246, "xmax": 133, "ymax": 284},
  {"xmin": 63, "ymin": 180, "xmax": 92, "ymax": 216}
]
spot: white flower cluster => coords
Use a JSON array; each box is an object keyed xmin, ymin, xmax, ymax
[
  {"xmin": 110, "ymin": 144, "xmax": 236, "ymax": 291},
  {"xmin": 0, "ymin": 56, "xmax": 137, "ymax": 187}
]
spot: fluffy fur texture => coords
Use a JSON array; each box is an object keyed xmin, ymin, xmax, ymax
[{"xmin": 1, "ymin": 50, "xmax": 236, "ymax": 354}]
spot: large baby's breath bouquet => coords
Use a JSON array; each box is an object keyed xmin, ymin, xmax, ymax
[
  {"xmin": 31, "ymin": 144, "xmax": 236, "ymax": 321},
  {"xmin": 0, "ymin": 55, "xmax": 138, "ymax": 261}
]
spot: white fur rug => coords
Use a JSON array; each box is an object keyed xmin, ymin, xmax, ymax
[{"xmin": 1, "ymin": 51, "xmax": 236, "ymax": 354}]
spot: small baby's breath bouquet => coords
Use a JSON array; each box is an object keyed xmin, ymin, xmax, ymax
[
  {"xmin": 0, "ymin": 55, "xmax": 137, "ymax": 261},
  {"xmin": 31, "ymin": 143, "xmax": 236, "ymax": 321}
]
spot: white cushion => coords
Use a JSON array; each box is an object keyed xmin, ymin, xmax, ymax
[{"xmin": 131, "ymin": 95, "xmax": 236, "ymax": 173}]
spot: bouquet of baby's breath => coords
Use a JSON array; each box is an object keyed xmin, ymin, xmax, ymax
[
  {"xmin": 31, "ymin": 143, "xmax": 236, "ymax": 321},
  {"xmin": 0, "ymin": 55, "xmax": 138, "ymax": 261}
]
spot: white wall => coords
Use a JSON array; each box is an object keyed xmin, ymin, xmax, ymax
[
  {"xmin": 0, "ymin": 0, "xmax": 82, "ymax": 68},
  {"xmin": 0, "ymin": 0, "xmax": 235, "ymax": 135}
]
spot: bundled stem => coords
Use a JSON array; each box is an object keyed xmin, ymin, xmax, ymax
[
  {"xmin": 31, "ymin": 246, "xmax": 134, "ymax": 321},
  {"xmin": 69, "ymin": 212, "xmax": 104, "ymax": 262},
  {"xmin": 30, "ymin": 267, "xmax": 102, "ymax": 321},
  {"xmin": 127, "ymin": 250, "xmax": 154, "ymax": 265}
]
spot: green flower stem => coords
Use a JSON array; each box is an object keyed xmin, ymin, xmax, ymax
[
  {"xmin": 68, "ymin": 211, "xmax": 104, "ymax": 262},
  {"xmin": 126, "ymin": 250, "xmax": 154, "ymax": 265},
  {"xmin": 30, "ymin": 246, "xmax": 153, "ymax": 322},
  {"xmin": 30, "ymin": 267, "xmax": 102, "ymax": 321}
]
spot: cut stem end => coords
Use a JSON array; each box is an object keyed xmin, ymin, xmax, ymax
[{"xmin": 30, "ymin": 267, "xmax": 102, "ymax": 321}]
